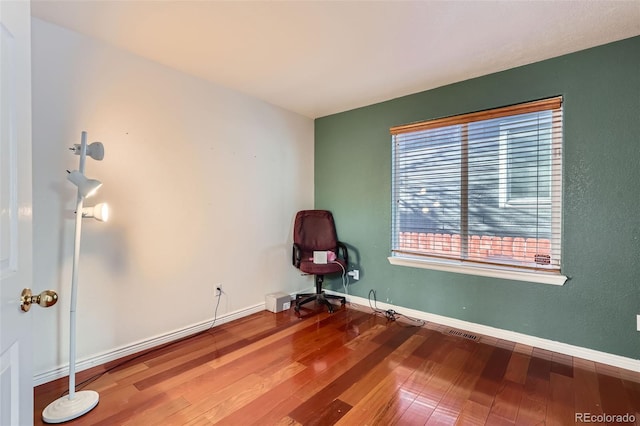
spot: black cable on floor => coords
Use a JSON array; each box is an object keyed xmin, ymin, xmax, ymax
[{"xmin": 368, "ymin": 289, "xmax": 425, "ymax": 326}]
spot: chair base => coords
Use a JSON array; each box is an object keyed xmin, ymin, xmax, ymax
[
  {"xmin": 294, "ymin": 291, "xmax": 346, "ymax": 314},
  {"xmin": 294, "ymin": 274, "xmax": 346, "ymax": 313}
]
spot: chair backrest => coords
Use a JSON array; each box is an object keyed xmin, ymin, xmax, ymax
[{"xmin": 293, "ymin": 210, "xmax": 338, "ymax": 254}]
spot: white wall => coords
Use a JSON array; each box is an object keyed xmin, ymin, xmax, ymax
[{"xmin": 31, "ymin": 18, "xmax": 314, "ymax": 380}]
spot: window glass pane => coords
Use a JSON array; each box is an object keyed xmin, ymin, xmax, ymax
[
  {"xmin": 468, "ymin": 118, "xmax": 500, "ymax": 239},
  {"xmin": 394, "ymin": 126, "xmax": 461, "ymax": 236},
  {"xmin": 505, "ymin": 112, "xmax": 552, "ymax": 203}
]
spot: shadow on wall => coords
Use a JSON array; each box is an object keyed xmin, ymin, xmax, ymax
[{"xmin": 78, "ymin": 225, "xmax": 130, "ymax": 276}]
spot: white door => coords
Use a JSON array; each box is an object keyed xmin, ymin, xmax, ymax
[{"xmin": 1, "ymin": 0, "xmax": 34, "ymax": 425}]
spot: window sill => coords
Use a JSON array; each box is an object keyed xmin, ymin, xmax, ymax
[{"xmin": 387, "ymin": 255, "xmax": 567, "ymax": 286}]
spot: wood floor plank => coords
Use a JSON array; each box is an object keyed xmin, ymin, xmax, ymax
[
  {"xmin": 391, "ymin": 336, "xmax": 467, "ymax": 424},
  {"xmin": 183, "ymin": 415, "xmax": 215, "ymax": 426},
  {"xmin": 287, "ymin": 325, "xmax": 390, "ymax": 405},
  {"xmin": 217, "ymin": 368, "xmax": 314, "ymax": 425},
  {"xmin": 204, "ymin": 310, "xmax": 340, "ymax": 370},
  {"xmin": 387, "ymin": 373, "xmax": 435, "ymax": 424},
  {"xmin": 483, "ymin": 412, "xmax": 515, "ymax": 425},
  {"xmin": 486, "ymin": 380, "xmax": 523, "ymax": 423},
  {"xmin": 455, "ymin": 399, "xmax": 490, "ymax": 425},
  {"xmin": 113, "ymin": 335, "xmax": 252, "ymax": 391},
  {"xmin": 168, "ymin": 373, "xmax": 267, "ymax": 423},
  {"xmin": 141, "ymin": 329, "xmax": 238, "ymax": 368},
  {"xmin": 416, "ymin": 351, "xmax": 477, "ymax": 423},
  {"xmin": 335, "ymin": 336, "xmax": 429, "ymax": 424},
  {"xmin": 353, "ymin": 379, "xmax": 419, "ymax": 425},
  {"xmin": 550, "ymin": 357, "xmax": 574, "ymax": 378},
  {"xmin": 597, "ymin": 369, "xmax": 635, "ymax": 421},
  {"xmin": 546, "ymin": 372, "xmax": 574, "ymax": 426},
  {"xmin": 514, "ymin": 395, "xmax": 547, "ymax": 426},
  {"xmin": 468, "ymin": 346, "xmax": 512, "ymax": 408},
  {"xmin": 274, "ymin": 415, "xmax": 303, "ymax": 426},
  {"xmin": 284, "ymin": 340, "xmax": 376, "ymax": 407},
  {"xmin": 623, "ymin": 378, "xmax": 640, "ymax": 407},
  {"xmin": 513, "ymin": 343, "xmax": 533, "ymax": 356},
  {"xmin": 525, "ymin": 355, "xmax": 551, "ymax": 396},
  {"xmin": 134, "ymin": 359, "xmax": 216, "ymax": 393},
  {"xmin": 393, "ymin": 333, "xmax": 463, "ymax": 424},
  {"xmin": 91, "ymin": 389, "xmax": 174, "ymax": 426},
  {"xmin": 249, "ymin": 395, "xmax": 305, "ymax": 426},
  {"xmin": 622, "ymin": 379, "xmax": 640, "ymax": 424},
  {"xmin": 573, "ymin": 359, "xmax": 605, "ymax": 425},
  {"xmin": 515, "ymin": 355, "xmax": 551, "ymax": 426},
  {"xmin": 288, "ymin": 324, "xmax": 420, "ymax": 425},
  {"xmin": 182, "ymin": 315, "xmax": 343, "ymax": 396},
  {"xmin": 429, "ymin": 340, "xmax": 495, "ymax": 425},
  {"xmin": 32, "ymin": 307, "xmax": 640, "ymax": 426},
  {"xmin": 201, "ymin": 363, "xmax": 307, "ymax": 424},
  {"xmin": 305, "ymin": 398, "xmax": 352, "ymax": 426},
  {"xmin": 423, "ymin": 346, "xmax": 476, "ymax": 425},
  {"xmin": 343, "ymin": 323, "xmax": 387, "ymax": 351},
  {"xmin": 341, "ymin": 335, "xmax": 433, "ymax": 425},
  {"xmin": 122, "ymin": 395, "xmax": 191, "ymax": 426},
  {"xmin": 339, "ymin": 332, "xmax": 426, "ymax": 406},
  {"xmin": 504, "ymin": 352, "xmax": 530, "ymax": 385}
]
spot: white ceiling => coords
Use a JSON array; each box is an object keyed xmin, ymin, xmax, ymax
[{"xmin": 31, "ymin": 1, "xmax": 640, "ymax": 118}]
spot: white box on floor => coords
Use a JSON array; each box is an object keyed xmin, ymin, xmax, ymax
[{"xmin": 265, "ymin": 292, "xmax": 291, "ymax": 313}]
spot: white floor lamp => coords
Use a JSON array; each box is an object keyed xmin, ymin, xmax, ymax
[{"xmin": 42, "ymin": 131, "xmax": 109, "ymax": 423}]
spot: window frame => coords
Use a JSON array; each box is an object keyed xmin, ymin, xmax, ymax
[{"xmin": 389, "ymin": 97, "xmax": 567, "ymax": 285}]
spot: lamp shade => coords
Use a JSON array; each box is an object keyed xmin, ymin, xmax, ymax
[
  {"xmin": 71, "ymin": 141, "xmax": 104, "ymax": 161},
  {"xmin": 82, "ymin": 203, "xmax": 109, "ymax": 222},
  {"xmin": 67, "ymin": 170, "xmax": 102, "ymax": 198},
  {"xmin": 86, "ymin": 142, "xmax": 104, "ymax": 161}
]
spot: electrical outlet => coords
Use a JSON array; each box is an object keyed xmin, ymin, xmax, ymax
[
  {"xmin": 348, "ymin": 269, "xmax": 360, "ymax": 280},
  {"xmin": 637, "ymin": 315, "xmax": 640, "ymax": 331}
]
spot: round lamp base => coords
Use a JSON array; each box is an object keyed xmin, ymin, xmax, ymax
[{"xmin": 42, "ymin": 390, "xmax": 99, "ymax": 424}]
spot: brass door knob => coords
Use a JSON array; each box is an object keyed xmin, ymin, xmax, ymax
[{"xmin": 20, "ymin": 288, "xmax": 58, "ymax": 312}]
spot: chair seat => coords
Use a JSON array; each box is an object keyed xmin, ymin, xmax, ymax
[{"xmin": 298, "ymin": 259, "xmax": 346, "ymax": 275}]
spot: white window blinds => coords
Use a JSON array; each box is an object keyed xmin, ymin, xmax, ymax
[{"xmin": 391, "ymin": 97, "xmax": 563, "ymax": 272}]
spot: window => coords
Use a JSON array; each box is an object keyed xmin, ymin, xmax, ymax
[{"xmin": 390, "ymin": 97, "xmax": 565, "ymax": 284}]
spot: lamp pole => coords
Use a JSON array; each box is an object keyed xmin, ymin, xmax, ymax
[
  {"xmin": 42, "ymin": 132, "xmax": 100, "ymax": 423},
  {"xmin": 67, "ymin": 131, "xmax": 86, "ymax": 401}
]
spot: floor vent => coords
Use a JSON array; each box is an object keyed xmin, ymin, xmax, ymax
[{"xmin": 446, "ymin": 328, "xmax": 480, "ymax": 342}]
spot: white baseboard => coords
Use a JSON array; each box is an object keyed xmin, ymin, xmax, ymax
[
  {"xmin": 327, "ymin": 290, "xmax": 640, "ymax": 373},
  {"xmin": 33, "ymin": 302, "xmax": 266, "ymax": 386}
]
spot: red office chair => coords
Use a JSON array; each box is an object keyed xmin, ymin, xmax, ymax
[{"xmin": 292, "ymin": 210, "xmax": 347, "ymax": 313}]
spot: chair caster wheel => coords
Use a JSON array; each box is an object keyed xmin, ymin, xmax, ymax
[{"xmin": 294, "ymin": 305, "xmax": 300, "ymax": 312}]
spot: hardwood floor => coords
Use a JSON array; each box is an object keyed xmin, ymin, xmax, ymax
[{"xmin": 34, "ymin": 305, "xmax": 640, "ymax": 425}]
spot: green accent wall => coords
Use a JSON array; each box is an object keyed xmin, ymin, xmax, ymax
[{"xmin": 315, "ymin": 36, "xmax": 640, "ymax": 359}]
